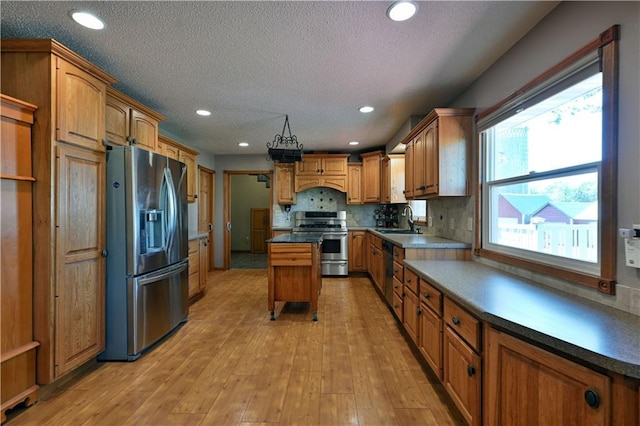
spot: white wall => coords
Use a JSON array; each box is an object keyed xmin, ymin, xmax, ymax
[{"xmin": 448, "ymin": 1, "xmax": 640, "ymax": 314}]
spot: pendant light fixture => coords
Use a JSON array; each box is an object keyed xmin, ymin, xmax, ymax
[{"xmin": 267, "ymin": 114, "xmax": 303, "ymax": 163}]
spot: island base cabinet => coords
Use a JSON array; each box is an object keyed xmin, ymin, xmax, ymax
[
  {"xmin": 485, "ymin": 328, "xmax": 611, "ymax": 426},
  {"xmin": 444, "ymin": 326, "xmax": 482, "ymax": 426}
]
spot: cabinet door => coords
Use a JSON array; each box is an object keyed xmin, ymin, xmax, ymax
[
  {"xmin": 424, "ymin": 120, "xmax": 439, "ymax": 195},
  {"xmin": 348, "ymin": 231, "xmax": 366, "ymax": 272},
  {"xmin": 199, "ymin": 238, "xmax": 208, "ymax": 293},
  {"xmin": 321, "ymin": 157, "xmax": 347, "ymax": 175},
  {"xmin": 162, "ymin": 141, "xmax": 180, "ymax": 160},
  {"xmin": 56, "ymin": 58, "xmax": 106, "ymax": 151},
  {"xmin": 419, "ymin": 305, "xmax": 443, "ymax": 380},
  {"xmin": 130, "ymin": 109, "xmax": 158, "ymax": 151},
  {"xmin": 362, "ymin": 154, "xmax": 381, "ymax": 203},
  {"xmin": 105, "ymin": 95, "xmax": 130, "ymax": 146},
  {"xmin": 403, "ymin": 288, "xmax": 420, "ymax": 344},
  {"xmin": 179, "ymin": 151, "xmax": 197, "ymax": 203},
  {"xmin": 444, "ymin": 326, "xmax": 481, "ymax": 426},
  {"xmin": 413, "ymin": 131, "xmax": 426, "ymax": 197},
  {"xmin": 295, "ymin": 156, "xmax": 322, "ymax": 175},
  {"xmin": 188, "ymin": 240, "xmax": 200, "ymax": 299},
  {"xmin": 404, "ymin": 140, "xmax": 414, "ymax": 199},
  {"xmin": 381, "ymin": 156, "xmax": 390, "ymax": 203},
  {"xmin": 55, "ymin": 144, "xmax": 106, "ymax": 377},
  {"xmin": 347, "ymin": 164, "xmax": 362, "ymax": 204},
  {"xmin": 486, "ymin": 328, "xmax": 611, "ymax": 426},
  {"xmin": 276, "ymin": 163, "xmax": 296, "ymax": 205}
]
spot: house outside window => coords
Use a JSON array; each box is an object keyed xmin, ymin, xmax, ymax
[{"xmin": 476, "ymin": 26, "xmax": 619, "ymax": 294}]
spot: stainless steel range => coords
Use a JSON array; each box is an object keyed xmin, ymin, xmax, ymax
[{"xmin": 293, "ymin": 211, "xmax": 348, "ymax": 276}]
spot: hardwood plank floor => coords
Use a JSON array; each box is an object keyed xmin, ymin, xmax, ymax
[{"xmin": 7, "ymin": 269, "xmax": 465, "ymax": 426}]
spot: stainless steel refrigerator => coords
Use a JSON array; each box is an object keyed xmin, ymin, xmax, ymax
[{"xmin": 99, "ymin": 146, "xmax": 189, "ymax": 361}]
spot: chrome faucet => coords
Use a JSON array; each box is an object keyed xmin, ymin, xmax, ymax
[{"xmin": 402, "ymin": 204, "xmax": 414, "ymax": 232}]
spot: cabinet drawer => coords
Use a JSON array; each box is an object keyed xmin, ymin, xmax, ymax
[
  {"xmin": 404, "ymin": 268, "xmax": 419, "ymax": 295},
  {"xmin": 269, "ymin": 243, "xmax": 312, "ymax": 266},
  {"xmin": 392, "ymin": 291, "xmax": 404, "ymax": 322},
  {"xmin": 420, "ymin": 279, "xmax": 442, "ymax": 315},
  {"xmin": 393, "ymin": 245, "xmax": 404, "ymax": 262},
  {"xmin": 393, "ymin": 260, "xmax": 404, "ymax": 282},
  {"xmin": 392, "ymin": 276, "xmax": 403, "ymax": 297},
  {"xmin": 444, "ymin": 297, "xmax": 481, "ymax": 351}
]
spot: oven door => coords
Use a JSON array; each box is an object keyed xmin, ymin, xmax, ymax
[{"xmin": 321, "ymin": 232, "xmax": 348, "ymax": 261}]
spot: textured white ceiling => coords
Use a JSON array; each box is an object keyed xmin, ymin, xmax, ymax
[{"xmin": 1, "ymin": 1, "xmax": 558, "ymax": 156}]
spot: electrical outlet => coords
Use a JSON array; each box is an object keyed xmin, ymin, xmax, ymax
[
  {"xmin": 449, "ymin": 218, "xmax": 455, "ymax": 230},
  {"xmin": 467, "ymin": 217, "xmax": 473, "ymax": 231}
]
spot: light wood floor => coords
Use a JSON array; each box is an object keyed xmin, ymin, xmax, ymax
[{"xmin": 9, "ymin": 270, "xmax": 464, "ymax": 426}]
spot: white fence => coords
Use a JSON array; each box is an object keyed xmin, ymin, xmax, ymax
[{"xmin": 497, "ymin": 222, "xmax": 598, "ymax": 263}]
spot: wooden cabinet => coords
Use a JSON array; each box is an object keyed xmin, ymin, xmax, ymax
[
  {"xmin": 268, "ymin": 241, "xmax": 322, "ymax": 321},
  {"xmin": 403, "ymin": 284, "xmax": 420, "ymax": 345},
  {"xmin": 361, "ymin": 151, "xmax": 382, "ymax": 203},
  {"xmin": 158, "ymin": 134, "xmax": 199, "ymax": 203},
  {"xmin": 401, "ymin": 108, "xmax": 474, "ymax": 199},
  {"xmin": 347, "ymin": 163, "xmax": 363, "ymax": 204},
  {"xmin": 367, "ymin": 233, "xmax": 384, "ymax": 292},
  {"xmin": 188, "ymin": 238, "xmax": 208, "ymax": 301},
  {"xmin": 348, "ymin": 231, "xmax": 367, "ymax": 272},
  {"xmin": 418, "ymin": 279, "xmax": 443, "ymax": 380},
  {"xmin": 443, "ymin": 297, "xmax": 482, "ymax": 426},
  {"xmin": 55, "ymin": 145, "xmax": 107, "ymax": 377},
  {"xmin": 382, "ymin": 154, "xmax": 406, "ymax": 204},
  {"xmin": 275, "ymin": 163, "xmax": 296, "ymax": 205},
  {"xmin": 106, "ymin": 87, "xmax": 164, "ymax": 151},
  {"xmin": 404, "ymin": 140, "xmax": 414, "ymax": 199},
  {"xmin": 271, "ymin": 229, "xmax": 292, "ymax": 238},
  {"xmin": 1, "ymin": 95, "xmax": 39, "ymax": 421},
  {"xmin": 486, "ymin": 327, "xmax": 611, "ymax": 426},
  {"xmin": 2, "ymin": 39, "xmax": 116, "ymax": 385},
  {"xmin": 294, "ymin": 154, "xmax": 349, "ymax": 192}
]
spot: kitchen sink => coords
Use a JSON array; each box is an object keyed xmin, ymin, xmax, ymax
[{"xmin": 375, "ymin": 229, "xmax": 422, "ymax": 234}]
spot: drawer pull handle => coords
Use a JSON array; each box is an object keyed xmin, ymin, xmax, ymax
[
  {"xmin": 467, "ymin": 365, "xmax": 475, "ymax": 377},
  {"xmin": 584, "ymin": 389, "xmax": 600, "ymax": 408},
  {"xmin": 452, "ymin": 317, "xmax": 460, "ymax": 325},
  {"xmin": 416, "ymin": 308, "xmax": 421, "ymax": 316},
  {"xmin": 423, "ymin": 292, "xmax": 430, "ymax": 299},
  {"xmin": 406, "ymin": 278, "xmax": 412, "ymax": 283}
]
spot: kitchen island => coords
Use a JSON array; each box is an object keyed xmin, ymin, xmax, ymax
[{"xmin": 266, "ymin": 233, "xmax": 323, "ymax": 321}]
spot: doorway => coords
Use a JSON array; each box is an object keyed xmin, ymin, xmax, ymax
[{"xmin": 223, "ymin": 171, "xmax": 273, "ymax": 270}]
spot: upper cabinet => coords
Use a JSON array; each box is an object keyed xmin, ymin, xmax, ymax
[
  {"xmin": 158, "ymin": 135, "xmax": 199, "ymax": 203},
  {"xmin": 106, "ymin": 87, "xmax": 165, "ymax": 151},
  {"xmin": 382, "ymin": 154, "xmax": 406, "ymax": 204},
  {"xmin": 361, "ymin": 151, "xmax": 383, "ymax": 203},
  {"xmin": 294, "ymin": 154, "xmax": 349, "ymax": 192},
  {"xmin": 275, "ymin": 163, "xmax": 296, "ymax": 205},
  {"xmin": 347, "ymin": 163, "xmax": 363, "ymax": 204},
  {"xmin": 403, "ymin": 108, "xmax": 474, "ymax": 199}
]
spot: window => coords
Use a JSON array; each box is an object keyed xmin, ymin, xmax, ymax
[
  {"xmin": 409, "ymin": 199, "xmax": 427, "ymax": 222},
  {"xmin": 476, "ymin": 26, "xmax": 619, "ymax": 294}
]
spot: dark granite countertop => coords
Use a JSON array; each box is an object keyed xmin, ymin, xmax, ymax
[
  {"xmin": 369, "ymin": 229, "xmax": 472, "ymax": 249},
  {"xmin": 403, "ymin": 260, "xmax": 640, "ymax": 378},
  {"xmin": 267, "ymin": 233, "xmax": 323, "ymax": 244}
]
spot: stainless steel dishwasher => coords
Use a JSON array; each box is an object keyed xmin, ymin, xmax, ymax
[{"xmin": 382, "ymin": 240, "xmax": 395, "ymax": 305}]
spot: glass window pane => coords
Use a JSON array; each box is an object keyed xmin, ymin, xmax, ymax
[
  {"xmin": 485, "ymin": 73, "xmax": 602, "ymax": 182},
  {"xmin": 488, "ymin": 171, "xmax": 598, "ymax": 263}
]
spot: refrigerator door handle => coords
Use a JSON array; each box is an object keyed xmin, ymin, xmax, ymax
[
  {"xmin": 164, "ymin": 167, "xmax": 177, "ymax": 251},
  {"xmin": 137, "ymin": 260, "xmax": 188, "ymax": 286}
]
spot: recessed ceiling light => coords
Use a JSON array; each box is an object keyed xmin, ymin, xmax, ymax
[
  {"xmin": 69, "ymin": 10, "xmax": 105, "ymax": 30},
  {"xmin": 358, "ymin": 106, "xmax": 374, "ymax": 113},
  {"xmin": 238, "ymin": 142, "xmax": 249, "ymax": 147},
  {"xmin": 349, "ymin": 141, "xmax": 360, "ymax": 146},
  {"xmin": 195, "ymin": 109, "xmax": 211, "ymax": 116},
  {"xmin": 386, "ymin": 1, "xmax": 418, "ymax": 22}
]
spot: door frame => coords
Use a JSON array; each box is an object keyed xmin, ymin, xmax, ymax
[
  {"xmin": 223, "ymin": 170, "xmax": 273, "ymax": 270},
  {"xmin": 197, "ymin": 165, "xmax": 215, "ymax": 272}
]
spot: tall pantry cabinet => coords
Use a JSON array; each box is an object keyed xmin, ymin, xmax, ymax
[{"xmin": 1, "ymin": 39, "xmax": 117, "ymax": 384}]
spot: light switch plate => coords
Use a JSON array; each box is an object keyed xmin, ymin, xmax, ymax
[
  {"xmin": 449, "ymin": 218, "xmax": 455, "ymax": 230},
  {"xmin": 467, "ymin": 217, "xmax": 473, "ymax": 231}
]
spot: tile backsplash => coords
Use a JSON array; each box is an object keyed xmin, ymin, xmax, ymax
[
  {"xmin": 272, "ymin": 187, "xmax": 377, "ymax": 228},
  {"xmin": 427, "ymin": 197, "xmax": 474, "ymax": 243}
]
